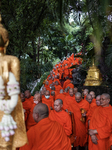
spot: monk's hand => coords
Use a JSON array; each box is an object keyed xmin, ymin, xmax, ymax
[
  {"xmin": 91, "ymin": 135, "xmax": 98, "ymax": 144},
  {"xmin": 65, "ymin": 109, "xmax": 68, "ymax": 113},
  {"xmin": 89, "ymin": 129, "xmax": 97, "ymax": 136},
  {"xmin": 82, "ymin": 112, "xmax": 86, "ymax": 117}
]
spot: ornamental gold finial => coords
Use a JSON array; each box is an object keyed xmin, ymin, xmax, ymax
[{"xmin": 84, "ymin": 58, "xmax": 102, "ymax": 86}]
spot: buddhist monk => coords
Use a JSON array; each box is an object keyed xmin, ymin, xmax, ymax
[
  {"xmin": 51, "ymin": 91, "xmax": 55, "ymax": 101},
  {"xmin": 87, "ymin": 95, "xmax": 101, "ymax": 126},
  {"xmin": 54, "ymin": 81, "xmax": 63, "ymax": 93},
  {"xmin": 89, "ymin": 93, "xmax": 112, "ymax": 150},
  {"xmin": 86, "ymin": 94, "xmax": 96, "ymax": 108},
  {"xmin": 64, "ymin": 87, "xmax": 70, "ymax": 96},
  {"xmin": 54, "ymin": 75, "xmax": 61, "ymax": 85},
  {"xmin": 73, "ymin": 87, "xmax": 78, "ymax": 95},
  {"xmin": 35, "ymin": 91, "xmax": 39, "ymax": 94},
  {"xmin": 63, "ymin": 88, "xmax": 75, "ymax": 110},
  {"xmin": 25, "ymin": 90, "xmax": 33, "ymax": 104},
  {"xmin": 63, "ymin": 76, "xmax": 71, "ymax": 90},
  {"xmin": 42, "ymin": 90, "xmax": 54, "ymax": 109},
  {"xmin": 89, "ymin": 91, "xmax": 96, "ymax": 103},
  {"xmin": 55, "ymin": 89, "xmax": 65, "ymax": 102},
  {"xmin": 66, "ymin": 81, "xmax": 74, "ymax": 89},
  {"xmin": 83, "ymin": 89, "xmax": 89, "ymax": 100},
  {"xmin": 26, "ymin": 93, "xmax": 41, "ymax": 131},
  {"xmin": 74, "ymin": 92, "xmax": 89, "ymax": 149},
  {"xmin": 44, "ymin": 81, "xmax": 50, "ymax": 91},
  {"xmin": 21, "ymin": 93, "xmax": 31, "ymax": 121},
  {"xmin": 49, "ymin": 99, "xmax": 72, "ymax": 136},
  {"xmin": 20, "ymin": 103, "xmax": 71, "ymax": 150}
]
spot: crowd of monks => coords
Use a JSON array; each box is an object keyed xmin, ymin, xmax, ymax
[{"xmin": 19, "ymin": 54, "xmax": 112, "ymax": 150}]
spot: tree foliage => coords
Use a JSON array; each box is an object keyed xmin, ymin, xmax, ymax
[{"xmin": 1, "ymin": 0, "xmax": 112, "ymax": 92}]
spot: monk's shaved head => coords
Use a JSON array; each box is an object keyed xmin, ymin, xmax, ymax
[
  {"xmin": 69, "ymin": 88, "xmax": 74, "ymax": 97},
  {"xmin": 45, "ymin": 90, "xmax": 50, "ymax": 95},
  {"xmin": 45, "ymin": 81, "xmax": 49, "ymax": 85},
  {"xmin": 84, "ymin": 89, "xmax": 89, "ymax": 93},
  {"xmin": 54, "ymin": 99, "xmax": 63, "ymax": 112},
  {"xmin": 75, "ymin": 92, "xmax": 81, "ymax": 97},
  {"xmin": 55, "ymin": 81, "xmax": 59, "ymax": 85},
  {"xmin": 55, "ymin": 99, "xmax": 63, "ymax": 105},
  {"xmin": 86, "ymin": 94, "xmax": 92, "ymax": 104},
  {"xmin": 42, "ymin": 87, "xmax": 46, "ymax": 91},
  {"xmin": 60, "ymin": 89, "xmax": 63, "ymax": 93},
  {"xmin": 83, "ymin": 89, "xmax": 89, "ymax": 96},
  {"xmin": 33, "ymin": 103, "xmax": 49, "ymax": 122},
  {"xmin": 90, "ymin": 91, "xmax": 95, "ymax": 99},
  {"xmin": 100, "ymin": 93, "xmax": 110, "ymax": 107},
  {"xmin": 96, "ymin": 95, "xmax": 101, "ymax": 106},
  {"xmin": 35, "ymin": 91, "xmax": 39, "ymax": 94},
  {"xmin": 96, "ymin": 95, "xmax": 101, "ymax": 99},
  {"xmin": 33, "ymin": 93, "xmax": 42, "ymax": 104},
  {"xmin": 25, "ymin": 90, "xmax": 31, "ymax": 98},
  {"xmin": 74, "ymin": 88, "xmax": 78, "ymax": 94},
  {"xmin": 102, "ymin": 93, "xmax": 110, "ymax": 99},
  {"xmin": 51, "ymin": 91, "xmax": 55, "ymax": 96},
  {"xmin": 51, "ymin": 86, "xmax": 55, "ymax": 91},
  {"xmin": 75, "ymin": 92, "xmax": 82, "ymax": 103}
]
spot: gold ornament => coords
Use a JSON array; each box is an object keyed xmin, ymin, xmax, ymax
[{"xmin": 84, "ymin": 59, "xmax": 102, "ymax": 86}]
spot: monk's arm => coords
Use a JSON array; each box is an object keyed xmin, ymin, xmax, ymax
[
  {"xmin": 89, "ymin": 129, "xmax": 97, "ymax": 136},
  {"xmin": 96, "ymin": 122, "xmax": 111, "ymax": 139},
  {"xmin": 89, "ymin": 119, "xmax": 111, "ymax": 139}
]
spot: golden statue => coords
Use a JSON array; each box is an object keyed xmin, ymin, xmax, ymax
[
  {"xmin": 84, "ymin": 59, "xmax": 102, "ymax": 86},
  {"xmin": 0, "ymin": 15, "xmax": 27, "ymax": 150}
]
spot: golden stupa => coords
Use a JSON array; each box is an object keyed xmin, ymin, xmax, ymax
[{"xmin": 84, "ymin": 59, "xmax": 102, "ymax": 86}]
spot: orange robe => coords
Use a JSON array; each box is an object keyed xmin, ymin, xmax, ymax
[
  {"xmin": 25, "ymin": 96, "xmax": 34, "ymax": 104},
  {"xmin": 89, "ymin": 105, "xmax": 112, "ymax": 150},
  {"xmin": 64, "ymin": 65, "xmax": 70, "ymax": 78},
  {"xmin": 63, "ymin": 95, "xmax": 75, "ymax": 110},
  {"xmin": 87, "ymin": 105, "xmax": 98, "ymax": 121},
  {"xmin": 22, "ymin": 100, "xmax": 32, "ymax": 121},
  {"xmin": 77, "ymin": 99, "xmax": 90, "ymax": 112},
  {"xmin": 55, "ymin": 93, "xmax": 66, "ymax": 101},
  {"xmin": 63, "ymin": 79, "xmax": 71, "ymax": 90},
  {"xmin": 92, "ymin": 98, "xmax": 96, "ymax": 103},
  {"xmin": 54, "ymin": 79, "xmax": 61, "ymax": 85},
  {"xmin": 20, "ymin": 118, "xmax": 71, "ymax": 150},
  {"xmin": 44, "ymin": 84, "xmax": 51, "ymax": 92},
  {"xmin": 58, "ymin": 67, "xmax": 64, "ymax": 79},
  {"xmin": 55, "ymin": 85, "xmax": 63, "ymax": 93},
  {"xmin": 42, "ymin": 96, "xmax": 54, "ymax": 108},
  {"xmin": 64, "ymin": 97, "xmax": 88, "ymax": 147},
  {"xmin": 84, "ymin": 95, "xmax": 87, "ymax": 100},
  {"xmin": 26, "ymin": 103, "xmax": 37, "ymax": 131},
  {"xmin": 49, "ymin": 110, "xmax": 72, "ymax": 136},
  {"xmin": 65, "ymin": 83, "xmax": 74, "ymax": 89},
  {"xmin": 48, "ymin": 79, "xmax": 53, "ymax": 86},
  {"xmin": 89, "ymin": 100, "xmax": 96, "ymax": 109}
]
